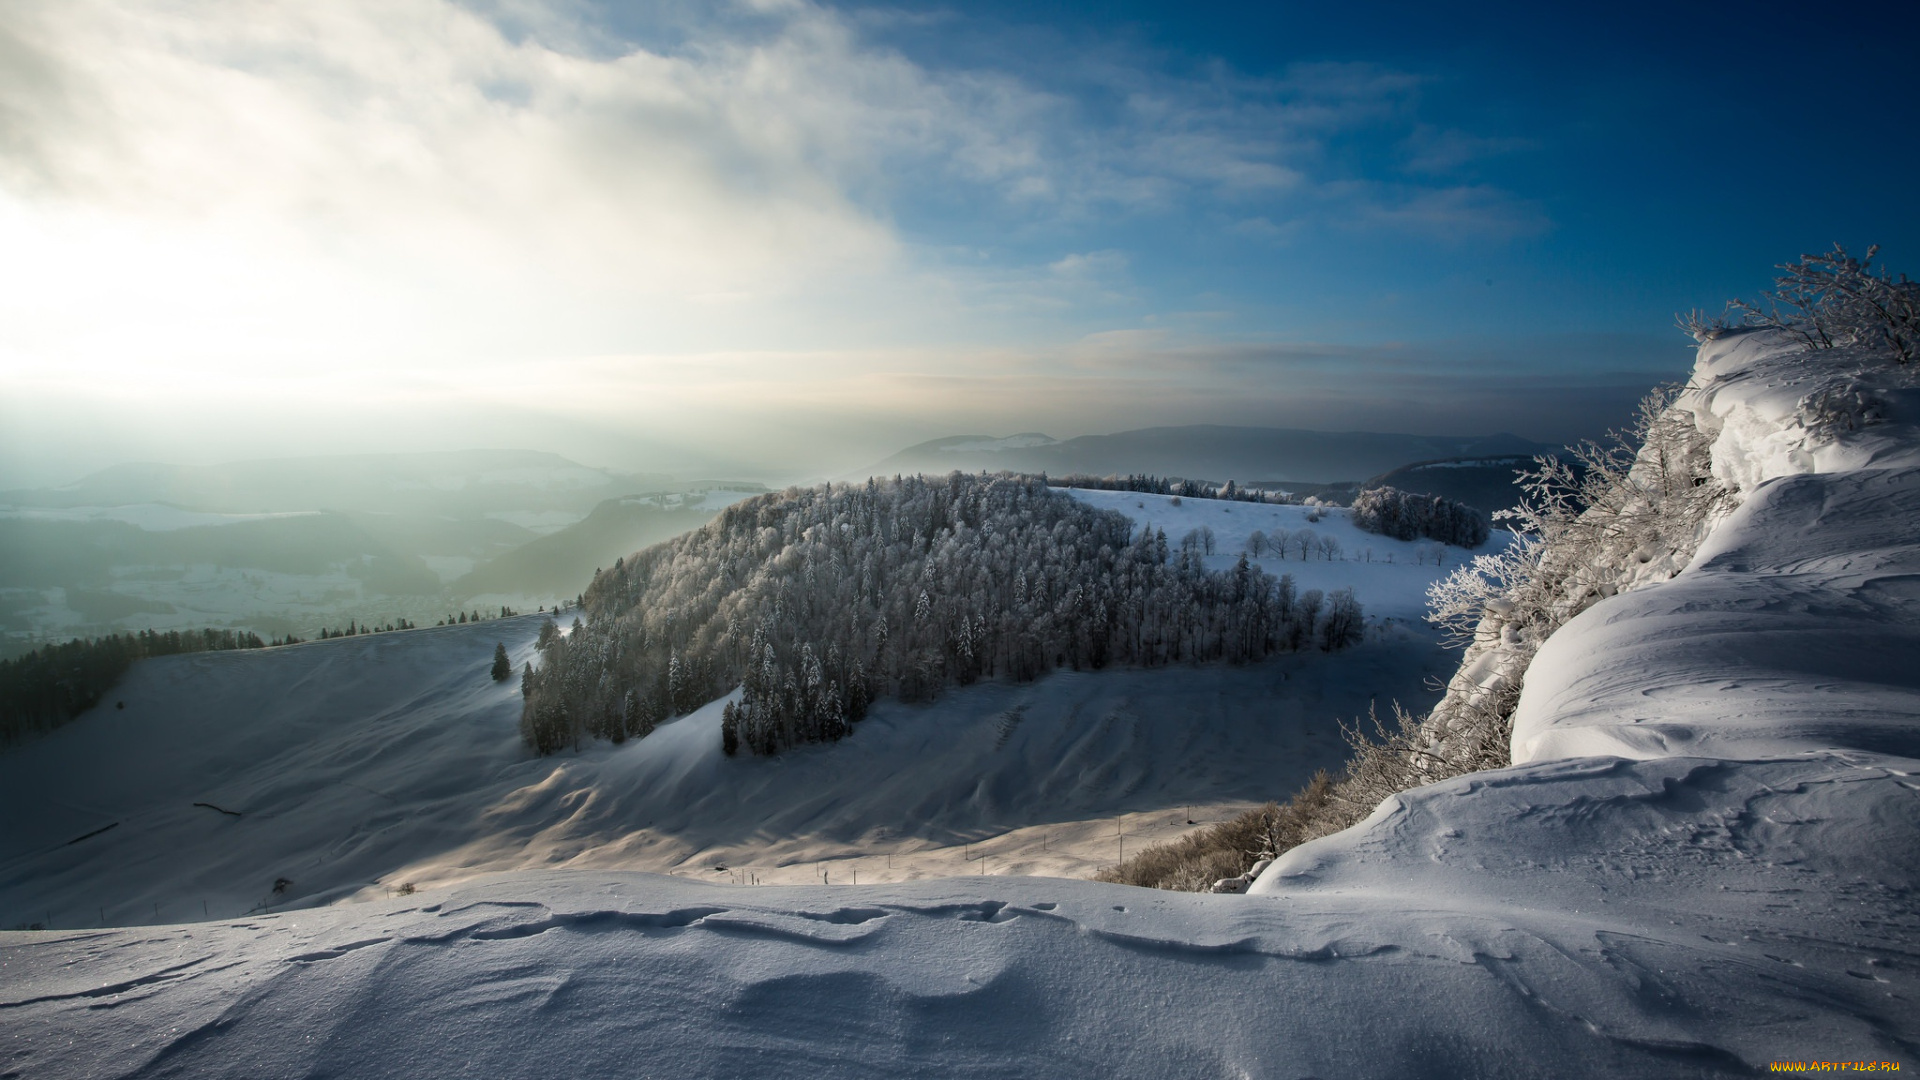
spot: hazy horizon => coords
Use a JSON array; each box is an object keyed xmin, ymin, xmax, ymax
[{"xmin": 3, "ymin": 0, "xmax": 1914, "ymax": 489}]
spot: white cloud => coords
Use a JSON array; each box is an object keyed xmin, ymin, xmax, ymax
[
  {"xmin": 1398, "ymin": 124, "xmax": 1534, "ymax": 175},
  {"xmin": 0, "ymin": 1, "xmax": 1571, "ymax": 481},
  {"xmin": 0, "ymin": 3, "xmax": 1538, "ymax": 374},
  {"xmin": 1334, "ymin": 182, "xmax": 1551, "ymax": 242},
  {"xmin": 0, "ymin": 0, "xmax": 958, "ymax": 376},
  {"xmin": 1048, "ymin": 250, "xmax": 1129, "ymax": 278}
]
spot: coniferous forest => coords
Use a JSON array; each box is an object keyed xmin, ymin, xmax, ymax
[{"xmin": 520, "ymin": 472, "xmax": 1362, "ymax": 756}]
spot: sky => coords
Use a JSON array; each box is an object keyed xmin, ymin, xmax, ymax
[{"xmin": 1, "ymin": 0, "xmax": 1915, "ymax": 486}]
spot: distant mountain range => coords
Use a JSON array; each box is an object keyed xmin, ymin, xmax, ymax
[
  {"xmin": 0, "ymin": 450, "xmax": 763, "ymax": 653},
  {"xmin": 863, "ymin": 426, "xmax": 1558, "ymax": 486},
  {"xmin": 1359, "ymin": 456, "xmax": 1540, "ymax": 518},
  {"xmin": 2, "ymin": 449, "xmax": 665, "ymax": 518}
]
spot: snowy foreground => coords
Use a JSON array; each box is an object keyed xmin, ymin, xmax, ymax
[{"xmin": 4, "ymin": 331, "xmax": 1919, "ymax": 1075}]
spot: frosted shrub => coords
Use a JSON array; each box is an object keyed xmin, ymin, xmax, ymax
[
  {"xmin": 1414, "ymin": 384, "xmax": 1732, "ymax": 757},
  {"xmin": 1093, "ymin": 776, "xmax": 1337, "ymax": 891},
  {"xmin": 1725, "ymin": 243, "xmax": 1919, "ymax": 364},
  {"xmin": 1372, "ymin": 383, "xmax": 1729, "ymax": 788}
]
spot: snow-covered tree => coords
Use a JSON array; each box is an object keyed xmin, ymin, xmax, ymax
[
  {"xmin": 520, "ymin": 473, "xmax": 1364, "ymax": 757},
  {"xmin": 1349, "ymin": 487, "xmax": 1489, "ymax": 547}
]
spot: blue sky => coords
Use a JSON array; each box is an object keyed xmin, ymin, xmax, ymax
[
  {"xmin": 0, "ymin": 0, "xmax": 1914, "ymax": 484},
  {"xmin": 812, "ymin": 0, "xmax": 1918, "ymax": 341}
]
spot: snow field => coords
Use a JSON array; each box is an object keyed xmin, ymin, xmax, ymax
[
  {"xmin": 7, "ymin": 854, "xmax": 1903, "ymax": 1079},
  {"xmin": 0, "ymin": 613, "xmax": 1455, "ymax": 930},
  {"xmin": 1066, "ymin": 487, "xmax": 1503, "ymax": 621}
]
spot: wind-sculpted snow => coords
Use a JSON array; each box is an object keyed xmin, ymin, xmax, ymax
[
  {"xmin": 12, "ymin": 864, "xmax": 1910, "ymax": 1079},
  {"xmin": 1508, "ymin": 329, "xmax": 1920, "ymax": 766},
  {"xmin": 1512, "ymin": 466, "xmax": 1920, "ymax": 762}
]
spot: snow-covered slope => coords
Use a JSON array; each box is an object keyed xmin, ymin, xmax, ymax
[
  {"xmin": 3, "ymin": 331, "xmax": 1916, "ymax": 1076},
  {"xmin": 0, "ymin": 616, "xmax": 1451, "ymax": 926},
  {"xmin": 1067, "ymin": 487, "xmax": 1494, "ymax": 620}
]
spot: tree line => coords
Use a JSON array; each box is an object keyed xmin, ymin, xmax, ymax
[
  {"xmin": 1348, "ymin": 486, "xmax": 1490, "ymax": 547},
  {"xmin": 316, "ymin": 619, "xmax": 412, "ymax": 639},
  {"xmin": 520, "ymin": 472, "xmax": 1363, "ymax": 757},
  {"xmin": 0, "ymin": 627, "xmax": 274, "ymax": 745},
  {"xmin": 1047, "ymin": 473, "xmax": 1298, "ymax": 503}
]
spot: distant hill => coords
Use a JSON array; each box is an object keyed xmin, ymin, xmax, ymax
[
  {"xmin": 4, "ymin": 449, "xmax": 665, "ymax": 518},
  {"xmin": 452, "ymin": 489, "xmax": 765, "ymax": 603},
  {"xmin": 1359, "ymin": 456, "xmax": 1539, "ymax": 518},
  {"xmin": 0, "ymin": 451, "xmax": 748, "ymax": 651},
  {"xmin": 865, "ymin": 426, "xmax": 1556, "ymax": 485},
  {"xmin": 0, "ymin": 509, "xmax": 446, "ymax": 592}
]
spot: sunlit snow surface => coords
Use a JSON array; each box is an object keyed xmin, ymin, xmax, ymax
[
  {"xmin": 0, "ymin": 617, "xmax": 1452, "ymax": 920},
  {"xmin": 3, "ymin": 331, "xmax": 1918, "ymax": 1076},
  {"xmin": 1065, "ymin": 486, "xmax": 1500, "ymax": 620}
]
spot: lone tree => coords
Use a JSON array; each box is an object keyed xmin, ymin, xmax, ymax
[{"xmin": 490, "ymin": 643, "xmax": 512, "ymax": 682}]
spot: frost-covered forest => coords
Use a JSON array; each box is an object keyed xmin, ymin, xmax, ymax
[
  {"xmin": 1348, "ymin": 486, "xmax": 1490, "ymax": 547},
  {"xmin": 521, "ymin": 472, "xmax": 1361, "ymax": 755}
]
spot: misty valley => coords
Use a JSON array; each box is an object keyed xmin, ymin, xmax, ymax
[{"xmin": 0, "ymin": 449, "xmax": 768, "ymax": 656}]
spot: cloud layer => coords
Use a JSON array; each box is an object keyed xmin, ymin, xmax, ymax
[{"xmin": 0, "ymin": 0, "xmax": 1617, "ymax": 485}]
